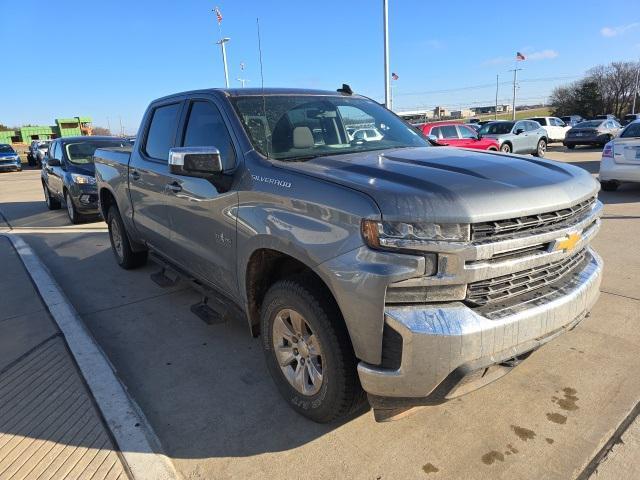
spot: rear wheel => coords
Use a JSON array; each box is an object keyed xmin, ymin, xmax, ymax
[
  {"xmin": 600, "ymin": 180, "xmax": 619, "ymax": 191},
  {"xmin": 43, "ymin": 183, "xmax": 61, "ymax": 210},
  {"xmin": 534, "ymin": 138, "xmax": 547, "ymax": 157},
  {"xmin": 566, "ymin": 144, "xmax": 575, "ymax": 150},
  {"xmin": 107, "ymin": 206, "xmax": 148, "ymax": 269},
  {"xmin": 500, "ymin": 143, "xmax": 511, "ymax": 153},
  {"xmin": 487, "ymin": 147, "xmax": 498, "ymax": 151},
  {"xmin": 261, "ymin": 276, "xmax": 365, "ymax": 423}
]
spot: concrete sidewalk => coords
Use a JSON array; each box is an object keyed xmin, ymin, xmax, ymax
[{"xmin": 0, "ymin": 235, "xmax": 130, "ymax": 479}]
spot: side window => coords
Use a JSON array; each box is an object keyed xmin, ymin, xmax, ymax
[
  {"xmin": 431, "ymin": 127, "xmax": 442, "ymax": 139},
  {"xmin": 526, "ymin": 121, "xmax": 537, "ymax": 131},
  {"xmin": 603, "ymin": 121, "xmax": 612, "ymax": 128},
  {"xmin": 457, "ymin": 125, "xmax": 477, "ymax": 139},
  {"xmin": 514, "ymin": 121, "xmax": 525, "ymax": 132},
  {"xmin": 182, "ymin": 101, "xmax": 236, "ymax": 168},
  {"xmin": 52, "ymin": 142, "xmax": 62, "ymax": 161},
  {"xmin": 144, "ymin": 103, "xmax": 181, "ymax": 161},
  {"xmin": 439, "ymin": 125, "xmax": 459, "ymax": 139}
]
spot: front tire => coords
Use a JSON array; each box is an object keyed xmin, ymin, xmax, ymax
[
  {"xmin": 65, "ymin": 191, "xmax": 83, "ymax": 224},
  {"xmin": 566, "ymin": 144, "xmax": 575, "ymax": 150},
  {"xmin": 500, "ymin": 143, "xmax": 512, "ymax": 153},
  {"xmin": 107, "ymin": 206, "xmax": 148, "ymax": 269},
  {"xmin": 534, "ymin": 138, "xmax": 547, "ymax": 157},
  {"xmin": 43, "ymin": 183, "xmax": 61, "ymax": 210},
  {"xmin": 261, "ymin": 276, "xmax": 365, "ymax": 423}
]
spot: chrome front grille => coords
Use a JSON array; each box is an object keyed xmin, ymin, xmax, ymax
[
  {"xmin": 471, "ymin": 197, "xmax": 596, "ymax": 241},
  {"xmin": 466, "ymin": 249, "xmax": 588, "ymax": 307}
]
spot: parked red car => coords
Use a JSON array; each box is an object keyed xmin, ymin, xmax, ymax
[{"xmin": 420, "ymin": 122, "xmax": 499, "ymax": 151}]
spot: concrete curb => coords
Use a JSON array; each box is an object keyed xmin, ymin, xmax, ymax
[{"xmin": 3, "ymin": 233, "xmax": 179, "ymax": 480}]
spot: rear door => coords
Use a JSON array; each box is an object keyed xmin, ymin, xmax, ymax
[
  {"xmin": 164, "ymin": 96, "xmax": 240, "ymax": 298},
  {"xmin": 435, "ymin": 125, "xmax": 462, "ymax": 146},
  {"xmin": 128, "ymin": 100, "xmax": 184, "ymax": 256}
]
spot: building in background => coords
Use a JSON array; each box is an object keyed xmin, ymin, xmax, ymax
[
  {"xmin": 450, "ymin": 109, "xmax": 474, "ymax": 119},
  {"xmin": 0, "ymin": 116, "xmax": 92, "ymax": 145}
]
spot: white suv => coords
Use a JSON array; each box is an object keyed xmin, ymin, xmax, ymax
[{"xmin": 527, "ymin": 117, "xmax": 571, "ymax": 142}]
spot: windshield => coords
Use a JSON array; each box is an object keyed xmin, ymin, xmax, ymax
[
  {"xmin": 575, "ymin": 120, "xmax": 602, "ymax": 128},
  {"xmin": 230, "ymin": 95, "xmax": 428, "ymax": 161},
  {"xmin": 64, "ymin": 139, "xmax": 127, "ymax": 164},
  {"xmin": 0, "ymin": 145, "xmax": 15, "ymax": 154},
  {"xmin": 621, "ymin": 123, "xmax": 640, "ymax": 138},
  {"xmin": 479, "ymin": 122, "xmax": 514, "ymax": 135}
]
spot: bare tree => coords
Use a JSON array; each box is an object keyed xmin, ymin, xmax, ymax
[
  {"xmin": 92, "ymin": 126, "xmax": 112, "ymax": 136},
  {"xmin": 551, "ymin": 61, "xmax": 640, "ymax": 118}
]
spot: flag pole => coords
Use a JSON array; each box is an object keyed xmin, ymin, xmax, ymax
[{"xmin": 383, "ymin": 0, "xmax": 391, "ymax": 109}]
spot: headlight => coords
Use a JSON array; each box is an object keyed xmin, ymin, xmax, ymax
[
  {"xmin": 71, "ymin": 173, "xmax": 96, "ymax": 185},
  {"xmin": 361, "ymin": 219, "xmax": 469, "ymax": 251}
]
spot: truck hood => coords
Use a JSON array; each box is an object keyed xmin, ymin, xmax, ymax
[{"xmin": 278, "ymin": 147, "xmax": 598, "ymax": 223}]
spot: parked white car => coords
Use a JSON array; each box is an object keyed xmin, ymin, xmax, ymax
[
  {"xmin": 527, "ymin": 117, "xmax": 571, "ymax": 142},
  {"xmin": 599, "ymin": 120, "xmax": 640, "ymax": 191},
  {"xmin": 349, "ymin": 127, "xmax": 383, "ymax": 142}
]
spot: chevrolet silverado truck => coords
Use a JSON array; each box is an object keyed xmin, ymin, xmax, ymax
[{"xmin": 94, "ymin": 87, "xmax": 603, "ymax": 423}]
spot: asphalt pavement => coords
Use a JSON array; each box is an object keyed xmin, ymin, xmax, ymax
[{"xmin": 0, "ymin": 146, "xmax": 639, "ymax": 479}]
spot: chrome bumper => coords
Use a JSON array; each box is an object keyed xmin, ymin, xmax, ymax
[{"xmin": 358, "ymin": 248, "xmax": 603, "ymax": 399}]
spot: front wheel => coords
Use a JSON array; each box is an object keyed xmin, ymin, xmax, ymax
[
  {"xmin": 65, "ymin": 191, "xmax": 83, "ymax": 224},
  {"xmin": 534, "ymin": 139, "xmax": 547, "ymax": 157},
  {"xmin": 107, "ymin": 206, "xmax": 148, "ymax": 269},
  {"xmin": 487, "ymin": 147, "xmax": 498, "ymax": 151},
  {"xmin": 261, "ymin": 276, "xmax": 365, "ymax": 423},
  {"xmin": 566, "ymin": 144, "xmax": 575, "ymax": 150},
  {"xmin": 500, "ymin": 143, "xmax": 511, "ymax": 153},
  {"xmin": 43, "ymin": 183, "xmax": 61, "ymax": 210}
]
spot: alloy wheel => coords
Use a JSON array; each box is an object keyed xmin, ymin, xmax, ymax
[
  {"xmin": 66, "ymin": 193, "xmax": 75, "ymax": 221},
  {"xmin": 110, "ymin": 217, "xmax": 124, "ymax": 261},
  {"xmin": 272, "ymin": 308, "xmax": 324, "ymax": 396},
  {"xmin": 43, "ymin": 185, "xmax": 50, "ymax": 206}
]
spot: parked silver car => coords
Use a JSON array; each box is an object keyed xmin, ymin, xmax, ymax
[{"xmin": 478, "ymin": 120, "xmax": 548, "ymax": 156}]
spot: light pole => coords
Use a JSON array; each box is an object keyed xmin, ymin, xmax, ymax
[
  {"xmin": 494, "ymin": 74, "xmax": 499, "ymax": 120},
  {"xmin": 217, "ymin": 37, "xmax": 230, "ymax": 88},
  {"xmin": 383, "ymin": 0, "xmax": 391, "ymax": 109},
  {"xmin": 508, "ymin": 68, "xmax": 522, "ymax": 121},
  {"xmin": 633, "ymin": 61, "xmax": 640, "ymax": 115}
]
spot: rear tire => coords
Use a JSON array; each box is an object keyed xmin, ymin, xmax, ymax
[
  {"xmin": 487, "ymin": 147, "xmax": 498, "ymax": 151},
  {"xmin": 43, "ymin": 183, "xmax": 61, "ymax": 210},
  {"xmin": 500, "ymin": 143, "xmax": 511, "ymax": 153},
  {"xmin": 107, "ymin": 205, "xmax": 148, "ymax": 269},
  {"xmin": 600, "ymin": 180, "xmax": 619, "ymax": 192},
  {"xmin": 533, "ymin": 138, "xmax": 547, "ymax": 157},
  {"xmin": 261, "ymin": 276, "xmax": 366, "ymax": 423},
  {"xmin": 566, "ymin": 144, "xmax": 575, "ymax": 150}
]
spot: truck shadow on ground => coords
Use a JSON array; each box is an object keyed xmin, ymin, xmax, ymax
[{"xmin": 10, "ymin": 234, "xmax": 368, "ymax": 460}]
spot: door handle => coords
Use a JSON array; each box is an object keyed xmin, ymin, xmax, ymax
[
  {"xmin": 166, "ymin": 181, "xmax": 182, "ymax": 193},
  {"xmin": 129, "ymin": 170, "xmax": 140, "ymax": 181}
]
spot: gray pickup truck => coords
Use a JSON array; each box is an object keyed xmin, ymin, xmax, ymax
[{"xmin": 94, "ymin": 87, "xmax": 603, "ymax": 423}]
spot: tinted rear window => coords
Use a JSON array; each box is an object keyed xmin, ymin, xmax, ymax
[
  {"xmin": 144, "ymin": 103, "xmax": 181, "ymax": 161},
  {"xmin": 621, "ymin": 123, "xmax": 640, "ymax": 138}
]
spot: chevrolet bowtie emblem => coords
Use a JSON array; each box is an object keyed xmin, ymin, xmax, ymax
[{"xmin": 553, "ymin": 232, "xmax": 581, "ymax": 253}]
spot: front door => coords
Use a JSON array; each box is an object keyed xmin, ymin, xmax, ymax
[
  {"xmin": 128, "ymin": 101, "xmax": 183, "ymax": 256},
  {"xmin": 164, "ymin": 98, "xmax": 240, "ymax": 299},
  {"xmin": 46, "ymin": 142, "xmax": 64, "ymax": 196}
]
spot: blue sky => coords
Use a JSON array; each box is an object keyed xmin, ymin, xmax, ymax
[{"xmin": 2, "ymin": 0, "xmax": 639, "ymax": 133}]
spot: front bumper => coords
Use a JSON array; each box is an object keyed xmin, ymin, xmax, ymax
[
  {"xmin": 358, "ymin": 248, "xmax": 602, "ymax": 401},
  {"xmin": 69, "ymin": 185, "xmax": 100, "ymax": 214},
  {"xmin": 0, "ymin": 161, "xmax": 21, "ymax": 171},
  {"xmin": 599, "ymin": 157, "xmax": 640, "ymax": 183}
]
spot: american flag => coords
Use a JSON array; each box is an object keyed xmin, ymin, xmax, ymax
[
  {"xmin": 214, "ymin": 6, "xmax": 223, "ymax": 25},
  {"xmin": 516, "ymin": 52, "xmax": 526, "ymax": 61},
  {"xmin": 391, "ymin": 72, "xmax": 399, "ymax": 80}
]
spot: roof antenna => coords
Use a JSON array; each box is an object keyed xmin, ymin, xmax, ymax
[
  {"xmin": 337, "ymin": 84, "xmax": 353, "ymax": 95},
  {"xmin": 256, "ymin": 17, "xmax": 271, "ymax": 159}
]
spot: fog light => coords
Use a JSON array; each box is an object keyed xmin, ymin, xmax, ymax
[{"xmin": 79, "ymin": 194, "xmax": 91, "ymax": 204}]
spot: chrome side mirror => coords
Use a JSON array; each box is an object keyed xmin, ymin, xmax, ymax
[{"xmin": 169, "ymin": 147, "xmax": 222, "ymax": 177}]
